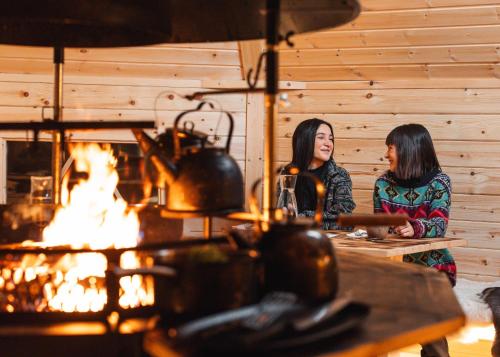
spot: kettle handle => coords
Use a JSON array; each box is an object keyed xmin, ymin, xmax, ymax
[
  {"xmin": 249, "ymin": 169, "xmax": 325, "ymax": 228},
  {"xmin": 173, "ymin": 101, "xmax": 234, "ymax": 159},
  {"xmin": 249, "ymin": 178, "xmax": 263, "ymax": 234}
]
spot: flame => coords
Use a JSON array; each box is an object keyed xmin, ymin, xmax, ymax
[
  {"xmin": 43, "ymin": 144, "xmax": 139, "ymax": 249},
  {"xmin": 2, "ymin": 143, "xmax": 154, "ymax": 313}
]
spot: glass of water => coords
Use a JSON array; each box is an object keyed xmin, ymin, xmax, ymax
[
  {"xmin": 30, "ymin": 176, "xmax": 53, "ymax": 204},
  {"xmin": 277, "ymin": 174, "xmax": 298, "ymax": 218}
]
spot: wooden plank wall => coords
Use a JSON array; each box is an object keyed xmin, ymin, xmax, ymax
[
  {"xmin": 0, "ymin": 1, "xmax": 498, "ymax": 279},
  {"xmin": 277, "ymin": 0, "xmax": 500, "ymax": 279},
  {"xmin": 0, "ymin": 42, "xmax": 247, "ymax": 236}
]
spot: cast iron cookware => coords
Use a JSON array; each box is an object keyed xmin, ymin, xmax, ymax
[
  {"xmin": 133, "ymin": 102, "xmax": 244, "ymax": 216},
  {"xmin": 250, "ymin": 172, "xmax": 338, "ymax": 303}
]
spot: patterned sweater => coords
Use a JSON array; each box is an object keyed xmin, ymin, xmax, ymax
[
  {"xmin": 300, "ymin": 159, "xmax": 356, "ymax": 230},
  {"xmin": 373, "ymin": 170, "xmax": 456, "ymax": 286}
]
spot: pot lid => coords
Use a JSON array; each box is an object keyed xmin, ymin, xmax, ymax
[{"xmin": 0, "ymin": 0, "xmax": 360, "ymax": 47}]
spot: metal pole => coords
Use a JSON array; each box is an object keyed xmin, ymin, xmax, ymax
[
  {"xmin": 52, "ymin": 47, "xmax": 64, "ymax": 205},
  {"xmin": 262, "ymin": 0, "xmax": 280, "ymax": 226},
  {"xmin": 203, "ymin": 216, "xmax": 212, "ymax": 239}
]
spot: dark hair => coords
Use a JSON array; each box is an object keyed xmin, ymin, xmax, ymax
[
  {"xmin": 291, "ymin": 118, "xmax": 334, "ymax": 171},
  {"xmin": 386, "ymin": 124, "xmax": 440, "ymax": 180}
]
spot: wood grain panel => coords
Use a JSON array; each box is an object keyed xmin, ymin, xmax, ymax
[
  {"xmin": 0, "ymin": 82, "xmax": 245, "ymax": 112},
  {"xmin": 237, "ymin": 40, "xmax": 265, "ymax": 80},
  {"xmin": 0, "ymin": 45, "xmax": 240, "ymax": 66},
  {"xmin": 281, "ymin": 45, "xmax": 500, "ymax": 66},
  {"xmin": 166, "ymin": 42, "xmax": 238, "ymax": 50},
  {"xmin": 285, "ymin": 25, "xmax": 500, "ymax": 49},
  {"xmin": 281, "ymin": 63, "xmax": 500, "ymax": 81},
  {"xmin": 278, "ymin": 138, "xmax": 500, "ymax": 168},
  {"xmin": 303, "ymin": 78, "xmax": 500, "ymax": 89},
  {"xmin": 345, "ymin": 164, "xmax": 500, "ymax": 195},
  {"xmin": 238, "ymin": 41, "xmax": 266, "ymax": 208},
  {"xmin": 450, "ymin": 247, "xmax": 500, "ymax": 276},
  {"xmin": 360, "ymin": 0, "xmax": 500, "ymax": 11},
  {"xmin": 244, "ymin": 94, "xmax": 265, "ymax": 209},
  {"xmin": 275, "ymin": 160, "xmax": 500, "ymax": 195},
  {"xmin": 339, "ymin": 5, "xmax": 500, "ymax": 30},
  {"xmin": 282, "ymin": 88, "xmax": 500, "ymax": 114},
  {"xmin": 0, "ymin": 58, "xmax": 241, "ymax": 80},
  {"xmin": 0, "ymin": 106, "xmax": 246, "ymax": 136},
  {"xmin": 447, "ymin": 220, "xmax": 500, "ymax": 250},
  {"xmin": 0, "ymin": 73, "xmax": 204, "ymax": 87},
  {"xmin": 352, "ymin": 189, "xmax": 500, "ymax": 223},
  {"xmin": 278, "ymin": 114, "xmax": 500, "ymax": 141},
  {"xmin": 0, "ymin": 72, "xmax": 301, "ymax": 89},
  {"xmin": 457, "ymin": 273, "xmax": 500, "ymax": 281}
]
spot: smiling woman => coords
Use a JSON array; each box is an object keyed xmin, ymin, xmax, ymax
[{"xmin": 283, "ymin": 118, "xmax": 356, "ymax": 230}]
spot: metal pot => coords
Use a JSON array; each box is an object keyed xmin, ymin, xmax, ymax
[
  {"xmin": 115, "ymin": 243, "xmax": 262, "ymax": 322},
  {"xmin": 132, "ymin": 102, "xmax": 244, "ymax": 216},
  {"xmin": 250, "ymin": 172, "xmax": 338, "ymax": 303},
  {"xmin": 154, "ymin": 245, "xmax": 261, "ymax": 321}
]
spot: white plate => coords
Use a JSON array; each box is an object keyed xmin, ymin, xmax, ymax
[{"xmin": 346, "ymin": 229, "xmax": 368, "ymax": 238}]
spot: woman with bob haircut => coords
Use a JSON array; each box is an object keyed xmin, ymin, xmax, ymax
[
  {"xmin": 284, "ymin": 118, "xmax": 355, "ymax": 230},
  {"xmin": 373, "ymin": 123, "xmax": 455, "ymax": 357}
]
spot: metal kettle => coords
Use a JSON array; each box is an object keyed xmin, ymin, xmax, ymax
[
  {"xmin": 132, "ymin": 102, "xmax": 244, "ymax": 216},
  {"xmin": 250, "ymin": 172, "xmax": 338, "ymax": 303}
]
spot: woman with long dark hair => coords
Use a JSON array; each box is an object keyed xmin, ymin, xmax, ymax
[
  {"xmin": 373, "ymin": 123, "xmax": 455, "ymax": 357},
  {"xmin": 285, "ymin": 118, "xmax": 355, "ymax": 230}
]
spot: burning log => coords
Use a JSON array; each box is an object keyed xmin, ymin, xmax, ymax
[
  {"xmin": 0, "ymin": 248, "xmax": 155, "ymax": 313},
  {"xmin": 0, "ymin": 143, "xmax": 156, "ymax": 314}
]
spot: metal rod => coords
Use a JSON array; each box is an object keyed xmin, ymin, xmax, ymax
[
  {"xmin": 203, "ymin": 216, "xmax": 212, "ymax": 239},
  {"xmin": 185, "ymin": 87, "xmax": 266, "ymax": 100},
  {"xmin": 157, "ymin": 188, "xmax": 166, "ymax": 205},
  {"xmin": 104, "ymin": 251, "xmax": 121, "ymax": 324},
  {"xmin": 0, "ymin": 237, "xmax": 230, "ymax": 255},
  {"xmin": 262, "ymin": 0, "xmax": 280, "ymax": 226},
  {"xmin": 52, "ymin": 46, "xmax": 64, "ymax": 205}
]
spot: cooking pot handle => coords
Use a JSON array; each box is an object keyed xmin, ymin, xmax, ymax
[
  {"xmin": 113, "ymin": 265, "xmax": 177, "ymax": 278},
  {"xmin": 173, "ymin": 101, "xmax": 213, "ymax": 160},
  {"xmin": 173, "ymin": 101, "xmax": 234, "ymax": 158},
  {"xmin": 220, "ymin": 110, "xmax": 234, "ymax": 153},
  {"xmin": 249, "ymin": 178, "xmax": 263, "ymax": 234}
]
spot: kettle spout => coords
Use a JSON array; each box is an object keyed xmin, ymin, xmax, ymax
[{"xmin": 132, "ymin": 129, "xmax": 177, "ymax": 186}]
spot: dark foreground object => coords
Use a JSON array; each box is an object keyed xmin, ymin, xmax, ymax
[{"xmin": 146, "ymin": 251, "xmax": 466, "ymax": 356}]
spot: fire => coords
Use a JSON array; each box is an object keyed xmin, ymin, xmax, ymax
[
  {"xmin": 44, "ymin": 144, "xmax": 139, "ymax": 249},
  {"xmin": 0, "ymin": 143, "xmax": 154, "ymax": 313}
]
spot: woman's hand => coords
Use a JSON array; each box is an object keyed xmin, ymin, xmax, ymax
[{"xmin": 395, "ymin": 221, "xmax": 414, "ymax": 238}]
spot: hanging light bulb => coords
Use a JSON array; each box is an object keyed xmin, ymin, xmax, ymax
[{"xmin": 279, "ymin": 93, "xmax": 291, "ymax": 108}]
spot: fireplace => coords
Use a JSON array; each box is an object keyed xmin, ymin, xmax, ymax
[{"xmin": 0, "ymin": 143, "xmax": 176, "ymax": 357}]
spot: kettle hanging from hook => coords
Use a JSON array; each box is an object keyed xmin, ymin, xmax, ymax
[{"xmin": 132, "ymin": 101, "xmax": 244, "ymax": 217}]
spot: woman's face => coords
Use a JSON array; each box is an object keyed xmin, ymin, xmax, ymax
[
  {"xmin": 385, "ymin": 144, "xmax": 398, "ymax": 172},
  {"xmin": 310, "ymin": 124, "xmax": 333, "ymax": 168}
]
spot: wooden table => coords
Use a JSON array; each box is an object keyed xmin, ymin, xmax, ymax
[
  {"xmin": 329, "ymin": 232, "xmax": 467, "ymax": 262},
  {"xmin": 144, "ymin": 251, "xmax": 465, "ymax": 357}
]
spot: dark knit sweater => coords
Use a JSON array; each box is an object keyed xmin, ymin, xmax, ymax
[
  {"xmin": 373, "ymin": 170, "xmax": 456, "ymax": 286},
  {"xmin": 299, "ymin": 159, "xmax": 356, "ymax": 230}
]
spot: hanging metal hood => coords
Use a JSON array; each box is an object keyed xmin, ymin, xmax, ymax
[{"xmin": 0, "ymin": 0, "xmax": 360, "ymax": 47}]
